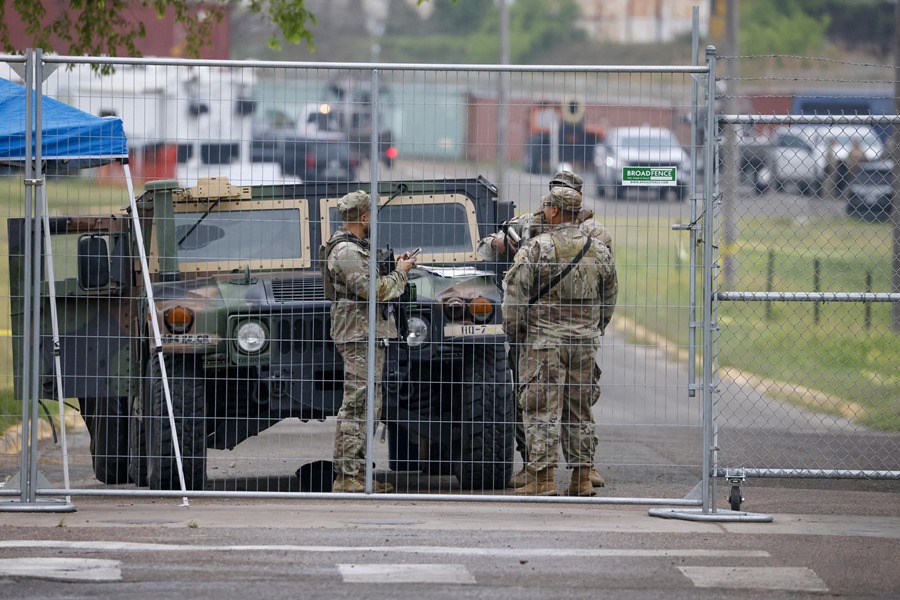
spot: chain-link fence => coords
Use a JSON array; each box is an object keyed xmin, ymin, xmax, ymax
[
  {"xmin": 713, "ymin": 53, "xmax": 900, "ymax": 485},
  {"xmin": 9, "ymin": 48, "xmax": 895, "ymax": 513},
  {"xmin": 0, "ymin": 51, "xmax": 711, "ymax": 508}
]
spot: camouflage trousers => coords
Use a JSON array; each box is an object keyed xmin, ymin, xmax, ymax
[
  {"xmin": 518, "ymin": 339, "xmax": 601, "ymax": 471},
  {"xmin": 333, "ymin": 342, "xmax": 385, "ymax": 478}
]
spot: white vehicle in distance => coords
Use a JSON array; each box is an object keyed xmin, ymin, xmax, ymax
[
  {"xmin": 593, "ymin": 127, "xmax": 690, "ymax": 201},
  {"xmin": 754, "ymin": 125, "xmax": 883, "ymax": 196},
  {"xmin": 808, "ymin": 125, "xmax": 883, "ymax": 192}
]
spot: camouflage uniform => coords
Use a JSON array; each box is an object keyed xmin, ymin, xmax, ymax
[
  {"xmin": 477, "ymin": 170, "xmax": 612, "ymax": 262},
  {"xmin": 477, "ymin": 171, "xmax": 613, "ymax": 474},
  {"xmin": 476, "ymin": 207, "xmax": 614, "ymax": 263},
  {"xmin": 327, "ymin": 191, "xmax": 409, "ymax": 480},
  {"xmin": 502, "ymin": 188, "xmax": 617, "ymax": 478}
]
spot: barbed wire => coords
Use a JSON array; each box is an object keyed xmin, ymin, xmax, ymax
[{"xmin": 718, "ymin": 54, "xmax": 896, "ymax": 70}]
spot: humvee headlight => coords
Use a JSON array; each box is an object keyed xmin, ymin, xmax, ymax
[
  {"xmin": 443, "ymin": 297, "xmax": 466, "ymax": 321},
  {"xmin": 406, "ymin": 317, "xmax": 429, "ymax": 347},
  {"xmin": 467, "ymin": 297, "xmax": 494, "ymax": 323},
  {"xmin": 164, "ymin": 306, "xmax": 194, "ymax": 334},
  {"xmin": 236, "ymin": 320, "xmax": 268, "ymax": 354}
]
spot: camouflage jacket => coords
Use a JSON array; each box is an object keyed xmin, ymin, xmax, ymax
[
  {"xmin": 502, "ymin": 222, "xmax": 617, "ymax": 345},
  {"xmin": 477, "ymin": 208, "xmax": 614, "ymax": 263},
  {"xmin": 326, "ymin": 229, "xmax": 409, "ymax": 343}
]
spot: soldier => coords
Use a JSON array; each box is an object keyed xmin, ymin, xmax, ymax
[
  {"xmin": 323, "ymin": 190, "xmax": 417, "ymax": 493},
  {"xmin": 477, "ymin": 169, "xmax": 612, "ymax": 489},
  {"xmin": 476, "ymin": 170, "xmax": 613, "ymax": 263},
  {"xmin": 502, "ymin": 186, "xmax": 617, "ymax": 496}
]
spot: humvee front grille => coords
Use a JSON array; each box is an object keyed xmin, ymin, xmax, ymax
[{"xmin": 271, "ymin": 278, "xmax": 325, "ymax": 302}]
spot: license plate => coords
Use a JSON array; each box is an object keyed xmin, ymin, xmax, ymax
[{"xmin": 443, "ymin": 323, "xmax": 504, "ymax": 337}]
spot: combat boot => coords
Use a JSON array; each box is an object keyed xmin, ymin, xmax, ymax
[
  {"xmin": 332, "ymin": 475, "xmax": 394, "ymax": 493},
  {"xmin": 509, "ymin": 466, "xmax": 529, "ymax": 488},
  {"xmin": 565, "ymin": 467, "xmax": 596, "ymax": 497},
  {"xmin": 589, "ymin": 468, "xmax": 606, "ymax": 488},
  {"xmin": 514, "ymin": 467, "xmax": 557, "ymax": 496}
]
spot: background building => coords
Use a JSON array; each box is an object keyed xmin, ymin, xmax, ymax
[{"xmin": 575, "ymin": 0, "xmax": 710, "ymax": 43}]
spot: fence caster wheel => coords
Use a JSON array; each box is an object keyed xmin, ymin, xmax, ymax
[{"xmin": 728, "ymin": 485, "xmax": 743, "ymax": 511}]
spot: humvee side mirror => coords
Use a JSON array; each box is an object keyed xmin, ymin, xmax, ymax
[{"xmin": 78, "ymin": 234, "xmax": 111, "ymax": 289}]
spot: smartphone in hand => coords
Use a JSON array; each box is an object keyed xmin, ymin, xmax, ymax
[{"xmin": 408, "ymin": 247, "xmax": 422, "ymax": 259}]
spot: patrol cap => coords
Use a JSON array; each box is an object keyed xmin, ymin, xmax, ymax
[
  {"xmin": 549, "ymin": 170, "xmax": 584, "ymax": 192},
  {"xmin": 337, "ymin": 190, "xmax": 371, "ymax": 220},
  {"xmin": 549, "ymin": 186, "xmax": 583, "ymax": 212}
]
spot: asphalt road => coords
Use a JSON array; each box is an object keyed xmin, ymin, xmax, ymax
[{"xmin": 1, "ymin": 488, "xmax": 899, "ymax": 599}]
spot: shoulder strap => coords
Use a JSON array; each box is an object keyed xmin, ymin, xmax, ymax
[{"xmin": 528, "ymin": 236, "xmax": 593, "ymax": 307}]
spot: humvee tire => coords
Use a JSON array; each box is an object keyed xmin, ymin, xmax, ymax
[
  {"xmin": 450, "ymin": 345, "xmax": 515, "ymax": 490},
  {"xmin": 79, "ymin": 397, "xmax": 130, "ymax": 484},
  {"xmin": 127, "ymin": 394, "xmax": 148, "ymax": 487},
  {"xmin": 145, "ymin": 355, "xmax": 207, "ymax": 490}
]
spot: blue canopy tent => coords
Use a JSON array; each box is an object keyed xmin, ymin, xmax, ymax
[
  {"xmin": 0, "ymin": 74, "xmax": 189, "ymax": 509},
  {"xmin": 0, "ymin": 76, "xmax": 128, "ymax": 168}
]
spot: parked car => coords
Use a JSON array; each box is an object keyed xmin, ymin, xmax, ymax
[
  {"xmin": 811, "ymin": 125, "xmax": 883, "ymax": 192},
  {"xmin": 845, "ymin": 159, "xmax": 894, "ymax": 222},
  {"xmin": 251, "ymin": 105, "xmax": 360, "ymax": 183},
  {"xmin": 325, "ymin": 77, "xmax": 398, "ymax": 167},
  {"xmin": 593, "ymin": 127, "xmax": 690, "ymax": 200},
  {"xmin": 752, "ymin": 126, "xmax": 823, "ymax": 196},
  {"xmin": 750, "ymin": 125, "xmax": 883, "ymax": 196}
]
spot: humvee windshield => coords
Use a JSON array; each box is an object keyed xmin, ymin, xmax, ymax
[
  {"xmin": 327, "ymin": 202, "xmax": 473, "ymax": 253},
  {"xmin": 176, "ymin": 209, "xmax": 304, "ymax": 262}
]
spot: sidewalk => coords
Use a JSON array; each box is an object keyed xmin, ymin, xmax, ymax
[{"xmin": 4, "ymin": 478, "xmax": 899, "ymax": 541}]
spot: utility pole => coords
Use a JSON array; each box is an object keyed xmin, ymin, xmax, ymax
[
  {"xmin": 496, "ymin": 0, "xmax": 511, "ymax": 199},
  {"xmin": 892, "ymin": 0, "xmax": 900, "ymax": 331},
  {"xmin": 721, "ymin": 0, "xmax": 739, "ymax": 289}
]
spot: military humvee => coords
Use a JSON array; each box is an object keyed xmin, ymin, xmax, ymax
[{"xmin": 8, "ymin": 177, "xmax": 516, "ymax": 491}]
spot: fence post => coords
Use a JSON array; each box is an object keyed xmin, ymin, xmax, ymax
[
  {"xmin": 765, "ymin": 250, "xmax": 774, "ymax": 320},
  {"xmin": 865, "ymin": 270, "xmax": 873, "ymax": 330},
  {"xmin": 813, "ymin": 258, "xmax": 821, "ymax": 324}
]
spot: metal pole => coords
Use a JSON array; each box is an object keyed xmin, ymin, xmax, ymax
[
  {"xmin": 364, "ymin": 68, "xmax": 382, "ymax": 495},
  {"xmin": 687, "ymin": 5, "xmax": 700, "ymax": 398},
  {"xmin": 1, "ymin": 49, "xmax": 74, "ymax": 512},
  {"xmin": 702, "ymin": 46, "xmax": 719, "ymax": 514},
  {"xmin": 34, "ymin": 59, "xmax": 72, "ymax": 502},
  {"xmin": 892, "ymin": 0, "xmax": 900, "ymax": 333},
  {"xmin": 720, "ymin": 0, "xmax": 738, "ymax": 289},
  {"xmin": 18, "ymin": 49, "xmax": 36, "ymax": 504},
  {"xmin": 28, "ymin": 48, "xmax": 45, "ymax": 503},
  {"xmin": 496, "ymin": 0, "xmax": 510, "ymax": 197}
]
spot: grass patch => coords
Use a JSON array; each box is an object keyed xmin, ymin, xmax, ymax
[
  {"xmin": 0, "ymin": 175, "xmax": 132, "ymax": 421},
  {"xmin": 0, "ymin": 387, "xmax": 20, "ymax": 433},
  {"xmin": 608, "ymin": 212, "xmax": 899, "ymax": 431}
]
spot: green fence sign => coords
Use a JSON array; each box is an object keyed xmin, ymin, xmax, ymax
[{"xmin": 622, "ymin": 166, "xmax": 677, "ymax": 186}]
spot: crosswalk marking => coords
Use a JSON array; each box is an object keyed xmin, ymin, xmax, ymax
[
  {"xmin": 338, "ymin": 563, "xmax": 475, "ymax": 584},
  {"xmin": 679, "ymin": 566, "xmax": 828, "ymax": 592},
  {"xmin": 0, "ymin": 558, "xmax": 121, "ymax": 582}
]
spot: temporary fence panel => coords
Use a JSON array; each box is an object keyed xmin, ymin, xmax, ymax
[
  {"xmin": 1, "ymin": 53, "xmax": 711, "ymax": 506},
  {"xmin": 712, "ymin": 53, "xmax": 900, "ymax": 484}
]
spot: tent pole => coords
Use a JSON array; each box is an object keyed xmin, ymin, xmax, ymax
[
  {"xmin": 122, "ymin": 163, "xmax": 190, "ymax": 507},
  {"xmin": 38, "ymin": 182, "xmax": 72, "ymax": 502}
]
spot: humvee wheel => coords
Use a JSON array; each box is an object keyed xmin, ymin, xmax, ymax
[
  {"xmin": 145, "ymin": 355, "xmax": 207, "ymax": 491},
  {"xmin": 127, "ymin": 394, "xmax": 148, "ymax": 487},
  {"xmin": 451, "ymin": 345, "xmax": 515, "ymax": 490},
  {"xmin": 79, "ymin": 397, "xmax": 130, "ymax": 484}
]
